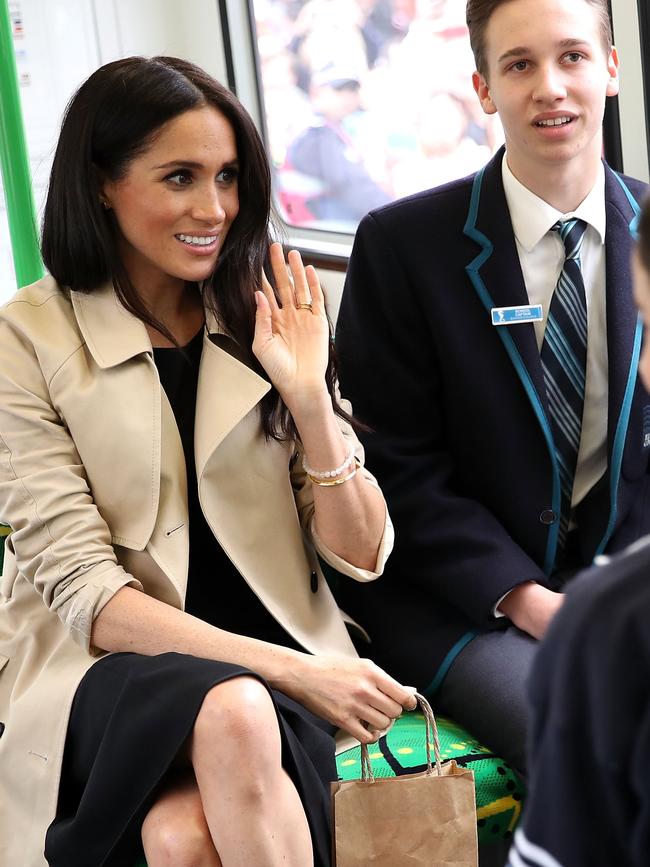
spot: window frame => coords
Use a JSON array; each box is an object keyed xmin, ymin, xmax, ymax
[{"xmin": 221, "ymin": 0, "xmax": 354, "ymax": 266}]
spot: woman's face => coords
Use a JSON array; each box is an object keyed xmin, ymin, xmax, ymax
[
  {"xmin": 633, "ymin": 248, "xmax": 650, "ymax": 391},
  {"xmin": 101, "ymin": 105, "xmax": 240, "ymax": 293}
]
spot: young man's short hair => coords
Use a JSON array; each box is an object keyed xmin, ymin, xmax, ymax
[{"xmin": 466, "ymin": 0, "xmax": 614, "ymax": 78}]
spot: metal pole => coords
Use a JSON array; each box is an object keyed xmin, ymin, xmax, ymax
[{"xmin": 0, "ymin": 0, "xmax": 43, "ymax": 288}]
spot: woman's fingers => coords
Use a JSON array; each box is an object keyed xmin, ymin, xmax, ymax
[
  {"xmin": 288, "ymin": 249, "xmax": 312, "ymax": 308},
  {"xmin": 268, "ymin": 243, "xmax": 325, "ymax": 314},
  {"xmin": 260, "ymin": 270, "xmax": 280, "ymax": 314},
  {"xmin": 370, "ymin": 666, "xmax": 418, "ymax": 711},
  {"xmin": 353, "ymin": 659, "xmax": 417, "ymax": 711},
  {"xmin": 253, "ymin": 291, "xmax": 273, "ymax": 344},
  {"xmin": 340, "ymin": 684, "xmax": 420, "ymax": 745},
  {"xmin": 269, "ymin": 242, "xmax": 294, "ymax": 308},
  {"xmin": 359, "ymin": 706, "xmax": 393, "ymax": 731},
  {"xmin": 342, "ymin": 716, "xmax": 380, "ymax": 745},
  {"xmin": 344, "ymin": 663, "xmax": 417, "ymax": 734},
  {"xmin": 364, "ymin": 691, "xmax": 406, "ymax": 722},
  {"xmin": 305, "ymin": 264, "xmax": 325, "ymax": 315}
]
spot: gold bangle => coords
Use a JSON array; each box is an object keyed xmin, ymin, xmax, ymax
[{"xmin": 308, "ymin": 458, "xmax": 360, "ymax": 486}]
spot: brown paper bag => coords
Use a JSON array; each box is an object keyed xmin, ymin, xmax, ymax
[{"xmin": 331, "ymin": 694, "xmax": 478, "ymax": 867}]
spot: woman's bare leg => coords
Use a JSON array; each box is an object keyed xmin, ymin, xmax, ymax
[
  {"xmin": 142, "ymin": 772, "xmax": 222, "ymax": 867},
  {"xmin": 190, "ymin": 676, "xmax": 314, "ymax": 867}
]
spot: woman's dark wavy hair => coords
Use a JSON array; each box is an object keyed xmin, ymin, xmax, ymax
[{"xmin": 42, "ymin": 55, "xmax": 350, "ymax": 440}]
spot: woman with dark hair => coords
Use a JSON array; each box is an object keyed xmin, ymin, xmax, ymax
[{"xmin": 0, "ymin": 56, "xmax": 413, "ymax": 867}]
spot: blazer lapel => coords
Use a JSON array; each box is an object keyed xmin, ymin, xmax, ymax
[
  {"xmin": 591, "ymin": 167, "xmax": 644, "ymax": 554},
  {"xmin": 604, "ymin": 166, "xmax": 643, "ymax": 461},
  {"xmin": 463, "ymin": 148, "xmax": 549, "ymax": 408},
  {"xmin": 463, "ymin": 149, "xmax": 560, "ymax": 573}
]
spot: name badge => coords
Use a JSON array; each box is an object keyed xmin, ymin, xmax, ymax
[{"xmin": 491, "ymin": 304, "xmax": 543, "ymax": 326}]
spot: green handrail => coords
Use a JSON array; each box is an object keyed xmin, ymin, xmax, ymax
[{"xmin": 0, "ymin": 0, "xmax": 43, "ymax": 288}]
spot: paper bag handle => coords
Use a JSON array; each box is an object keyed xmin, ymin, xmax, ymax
[{"xmin": 360, "ymin": 692, "xmax": 442, "ymax": 782}]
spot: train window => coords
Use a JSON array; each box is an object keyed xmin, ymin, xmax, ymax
[
  {"xmin": 609, "ymin": 0, "xmax": 650, "ymax": 184},
  {"xmin": 636, "ymin": 0, "xmax": 650, "ymax": 173},
  {"xmin": 246, "ymin": 0, "xmax": 504, "ymax": 237}
]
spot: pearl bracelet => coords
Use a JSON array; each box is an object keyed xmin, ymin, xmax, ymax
[
  {"xmin": 302, "ymin": 443, "xmax": 356, "ymax": 480},
  {"xmin": 307, "ymin": 458, "xmax": 361, "ymax": 487}
]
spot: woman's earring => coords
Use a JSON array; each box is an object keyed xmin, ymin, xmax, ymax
[{"xmin": 99, "ymin": 198, "xmax": 110, "ymax": 210}]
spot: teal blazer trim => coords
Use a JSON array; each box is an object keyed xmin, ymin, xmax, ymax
[
  {"xmin": 463, "ymin": 167, "xmax": 561, "ymax": 575},
  {"xmin": 423, "ymin": 629, "xmax": 479, "ymax": 698},
  {"xmin": 594, "ymin": 173, "xmax": 643, "ymax": 556},
  {"xmin": 612, "ymin": 171, "xmax": 641, "ymax": 239}
]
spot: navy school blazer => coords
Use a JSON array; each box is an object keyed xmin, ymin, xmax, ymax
[{"xmin": 334, "ymin": 147, "xmax": 649, "ymax": 693}]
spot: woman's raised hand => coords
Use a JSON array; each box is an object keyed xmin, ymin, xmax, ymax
[
  {"xmin": 279, "ymin": 655, "xmax": 418, "ymax": 745},
  {"xmin": 252, "ymin": 242, "xmax": 330, "ymax": 407}
]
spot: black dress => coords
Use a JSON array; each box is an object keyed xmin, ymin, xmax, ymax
[{"xmin": 45, "ymin": 330, "xmax": 336, "ymax": 867}]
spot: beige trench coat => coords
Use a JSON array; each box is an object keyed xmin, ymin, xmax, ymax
[{"xmin": 0, "ymin": 276, "xmax": 393, "ymax": 867}]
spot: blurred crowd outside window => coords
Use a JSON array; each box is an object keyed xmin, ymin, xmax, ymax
[{"xmin": 252, "ymin": 0, "xmax": 504, "ymax": 233}]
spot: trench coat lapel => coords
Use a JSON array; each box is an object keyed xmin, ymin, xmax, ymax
[
  {"xmin": 71, "ymin": 281, "xmax": 152, "ymax": 367},
  {"xmin": 194, "ymin": 311, "xmax": 271, "ymax": 481},
  {"xmin": 71, "ymin": 284, "xmax": 161, "ymax": 549}
]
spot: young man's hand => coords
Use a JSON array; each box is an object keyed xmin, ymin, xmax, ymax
[{"xmin": 498, "ymin": 582, "xmax": 565, "ymax": 640}]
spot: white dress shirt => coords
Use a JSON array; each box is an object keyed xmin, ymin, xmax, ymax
[
  {"xmin": 502, "ymin": 156, "xmax": 608, "ymax": 509},
  {"xmin": 494, "ymin": 156, "xmax": 608, "ymax": 616}
]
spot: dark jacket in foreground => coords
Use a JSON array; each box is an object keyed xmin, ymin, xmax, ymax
[{"xmin": 507, "ymin": 536, "xmax": 650, "ymax": 867}]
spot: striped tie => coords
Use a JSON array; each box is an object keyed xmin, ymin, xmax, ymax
[{"xmin": 540, "ymin": 219, "xmax": 588, "ymax": 548}]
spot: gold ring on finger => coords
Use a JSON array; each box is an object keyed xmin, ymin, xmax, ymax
[{"xmin": 296, "ymin": 302, "xmax": 313, "ymax": 311}]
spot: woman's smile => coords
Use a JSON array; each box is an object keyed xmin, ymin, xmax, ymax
[{"xmin": 175, "ymin": 232, "xmax": 221, "ymax": 254}]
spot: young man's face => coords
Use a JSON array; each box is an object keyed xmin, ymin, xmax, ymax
[{"xmin": 472, "ymin": 0, "xmax": 619, "ymax": 184}]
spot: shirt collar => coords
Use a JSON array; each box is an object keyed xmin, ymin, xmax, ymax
[{"xmin": 501, "ymin": 155, "xmax": 606, "ymax": 252}]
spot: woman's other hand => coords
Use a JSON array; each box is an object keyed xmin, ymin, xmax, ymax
[
  {"xmin": 278, "ymin": 654, "xmax": 418, "ymax": 744},
  {"xmin": 252, "ymin": 242, "xmax": 330, "ymax": 408}
]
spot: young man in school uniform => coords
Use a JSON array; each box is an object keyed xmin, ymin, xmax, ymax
[{"xmin": 334, "ymin": 0, "xmax": 649, "ymax": 773}]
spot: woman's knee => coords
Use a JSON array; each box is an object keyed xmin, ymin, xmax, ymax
[
  {"xmin": 142, "ymin": 780, "xmax": 219, "ymax": 867},
  {"xmin": 193, "ymin": 676, "xmax": 278, "ymax": 751}
]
